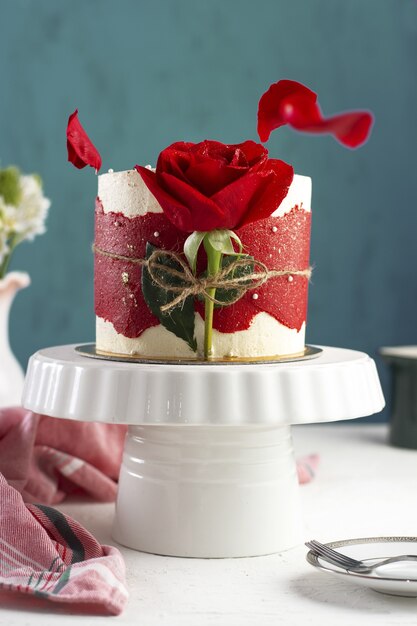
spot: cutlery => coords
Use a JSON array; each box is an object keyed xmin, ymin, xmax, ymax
[{"xmin": 306, "ymin": 539, "xmax": 417, "ymax": 574}]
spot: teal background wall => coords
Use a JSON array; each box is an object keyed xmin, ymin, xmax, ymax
[{"xmin": 1, "ymin": 0, "xmax": 417, "ymax": 420}]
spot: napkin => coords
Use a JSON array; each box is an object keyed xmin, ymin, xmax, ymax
[
  {"xmin": 0, "ymin": 407, "xmax": 126, "ymax": 504},
  {"xmin": 0, "ymin": 472, "xmax": 127, "ymax": 615},
  {"xmin": 297, "ymin": 454, "xmax": 319, "ymax": 484}
]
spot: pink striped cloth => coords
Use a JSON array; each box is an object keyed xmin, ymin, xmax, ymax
[
  {"xmin": 297, "ymin": 453, "xmax": 319, "ymax": 484},
  {"xmin": 0, "ymin": 408, "xmax": 126, "ymax": 504},
  {"xmin": 0, "ymin": 407, "xmax": 128, "ymax": 614},
  {"xmin": 0, "ymin": 473, "xmax": 127, "ymax": 614},
  {"xmin": 0, "ymin": 406, "xmax": 318, "ymax": 615}
]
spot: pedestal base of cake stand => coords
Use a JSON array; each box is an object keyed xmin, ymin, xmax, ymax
[
  {"xmin": 22, "ymin": 345, "xmax": 384, "ymax": 558},
  {"xmin": 114, "ymin": 424, "xmax": 301, "ymax": 557}
]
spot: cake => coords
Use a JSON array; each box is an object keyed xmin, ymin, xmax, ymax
[
  {"xmin": 94, "ymin": 168, "xmax": 311, "ymax": 359},
  {"xmin": 66, "ymin": 79, "xmax": 372, "ymax": 361}
]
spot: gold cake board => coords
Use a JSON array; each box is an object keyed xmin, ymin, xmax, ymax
[{"xmin": 75, "ymin": 343, "xmax": 322, "ymax": 365}]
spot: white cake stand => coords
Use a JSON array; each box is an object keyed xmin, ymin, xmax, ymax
[{"xmin": 22, "ymin": 345, "xmax": 384, "ymax": 558}]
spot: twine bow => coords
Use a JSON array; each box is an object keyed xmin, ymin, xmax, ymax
[{"xmin": 93, "ymin": 244, "xmax": 312, "ymax": 312}]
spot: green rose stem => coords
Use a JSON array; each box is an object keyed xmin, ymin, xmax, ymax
[{"xmin": 203, "ymin": 238, "xmax": 222, "ymax": 359}]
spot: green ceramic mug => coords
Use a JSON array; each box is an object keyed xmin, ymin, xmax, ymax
[{"xmin": 380, "ymin": 346, "xmax": 417, "ymax": 449}]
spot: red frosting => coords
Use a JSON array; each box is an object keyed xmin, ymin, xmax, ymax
[{"xmin": 94, "ymin": 199, "xmax": 311, "ymax": 338}]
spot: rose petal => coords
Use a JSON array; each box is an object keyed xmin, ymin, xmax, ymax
[
  {"xmin": 258, "ymin": 80, "xmax": 317, "ymax": 142},
  {"xmin": 212, "ymin": 159, "xmax": 293, "ymax": 229},
  {"xmin": 257, "ymin": 79, "xmax": 373, "ymax": 148},
  {"xmin": 241, "ymin": 160, "xmax": 294, "ymax": 226},
  {"xmin": 135, "ymin": 165, "xmax": 195, "ymax": 232},
  {"xmin": 157, "ymin": 142, "xmax": 194, "ymax": 180},
  {"xmin": 185, "ymin": 159, "xmax": 243, "ymax": 196},
  {"xmin": 240, "ymin": 159, "xmax": 294, "ymax": 227},
  {"xmin": 183, "ymin": 141, "xmax": 268, "ymax": 196},
  {"xmin": 158, "ymin": 171, "xmax": 227, "ymax": 231},
  {"xmin": 279, "ymin": 92, "xmax": 374, "ymax": 148},
  {"xmin": 233, "ymin": 140, "xmax": 268, "ymax": 166},
  {"xmin": 66, "ymin": 110, "xmax": 102, "ymax": 171}
]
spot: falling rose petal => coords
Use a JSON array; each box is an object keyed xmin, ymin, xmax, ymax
[
  {"xmin": 257, "ymin": 80, "xmax": 317, "ymax": 142},
  {"xmin": 67, "ymin": 109, "xmax": 102, "ymax": 171},
  {"xmin": 257, "ymin": 79, "xmax": 374, "ymax": 148}
]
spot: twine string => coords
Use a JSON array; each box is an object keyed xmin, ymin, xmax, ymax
[{"xmin": 92, "ymin": 243, "xmax": 312, "ymax": 312}]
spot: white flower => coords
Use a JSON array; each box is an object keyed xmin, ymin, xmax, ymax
[
  {"xmin": 0, "ymin": 229, "xmax": 9, "ymax": 267},
  {"xmin": 0, "ymin": 170, "xmax": 50, "ymax": 276},
  {"xmin": 0, "ymin": 195, "xmax": 13, "ymax": 238},
  {"xmin": 1, "ymin": 175, "xmax": 51, "ymax": 242}
]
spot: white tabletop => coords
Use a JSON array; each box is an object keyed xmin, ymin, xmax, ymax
[{"xmin": 3, "ymin": 423, "xmax": 417, "ymax": 625}]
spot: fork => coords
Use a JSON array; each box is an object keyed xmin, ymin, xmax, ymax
[{"xmin": 305, "ymin": 539, "xmax": 417, "ymax": 574}]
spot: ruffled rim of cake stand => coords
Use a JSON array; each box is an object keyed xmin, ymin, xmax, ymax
[{"xmin": 22, "ymin": 344, "xmax": 385, "ymax": 425}]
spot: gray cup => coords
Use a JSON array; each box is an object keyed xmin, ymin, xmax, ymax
[{"xmin": 380, "ymin": 346, "xmax": 417, "ymax": 449}]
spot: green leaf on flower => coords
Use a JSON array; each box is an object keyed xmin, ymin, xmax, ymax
[
  {"xmin": 205, "ymin": 229, "xmax": 243, "ymax": 255},
  {"xmin": 184, "ymin": 230, "xmax": 206, "ymax": 274},
  {"xmin": 0, "ymin": 166, "xmax": 22, "ymax": 206},
  {"xmin": 226, "ymin": 230, "xmax": 244, "ymax": 254},
  {"xmin": 199, "ymin": 254, "xmax": 254, "ymax": 307},
  {"xmin": 142, "ymin": 242, "xmax": 197, "ymax": 352}
]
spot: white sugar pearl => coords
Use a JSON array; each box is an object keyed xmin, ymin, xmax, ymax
[
  {"xmin": 288, "ymin": 275, "xmax": 294, "ymax": 282},
  {"xmin": 252, "ymin": 293, "xmax": 259, "ymax": 300},
  {"xmin": 108, "ymin": 168, "xmax": 114, "ymax": 173},
  {"xmin": 153, "ymin": 231, "xmax": 160, "ymax": 237},
  {"xmin": 272, "ymin": 226, "xmax": 278, "ymax": 233}
]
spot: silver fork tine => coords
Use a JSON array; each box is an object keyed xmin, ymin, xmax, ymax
[
  {"xmin": 306, "ymin": 540, "xmax": 362, "ymax": 568},
  {"xmin": 306, "ymin": 543, "xmax": 358, "ymax": 569},
  {"xmin": 306, "ymin": 543, "xmax": 362, "ymax": 567},
  {"xmin": 307, "ymin": 540, "xmax": 361, "ymax": 567},
  {"xmin": 305, "ymin": 542, "xmax": 353, "ymax": 567}
]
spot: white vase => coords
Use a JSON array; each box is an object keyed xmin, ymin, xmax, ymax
[{"xmin": 0, "ymin": 271, "xmax": 30, "ymax": 408}]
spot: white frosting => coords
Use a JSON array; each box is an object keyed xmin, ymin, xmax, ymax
[
  {"xmin": 98, "ymin": 169, "xmax": 162, "ymax": 217},
  {"xmin": 98, "ymin": 169, "xmax": 311, "ymax": 218},
  {"xmin": 274, "ymin": 174, "xmax": 311, "ymax": 216},
  {"xmin": 96, "ymin": 166, "xmax": 311, "ymax": 357},
  {"xmin": 96, "ymin": 314, "xmax": 305, "ymax": 358}
]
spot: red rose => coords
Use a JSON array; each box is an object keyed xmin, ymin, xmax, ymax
[{"xmin": 136, "ymin": 140, "xmax": 293, "ymax": 232}]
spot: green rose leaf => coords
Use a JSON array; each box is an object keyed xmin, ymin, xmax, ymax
[{"xmin": 142, "ymin": 242, "xmax": 197, "ymax": 352}]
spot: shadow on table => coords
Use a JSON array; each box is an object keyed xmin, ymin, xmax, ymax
[{"xmin": 289, "ymin": 572, "xmax": 417, "ymax": 613}]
